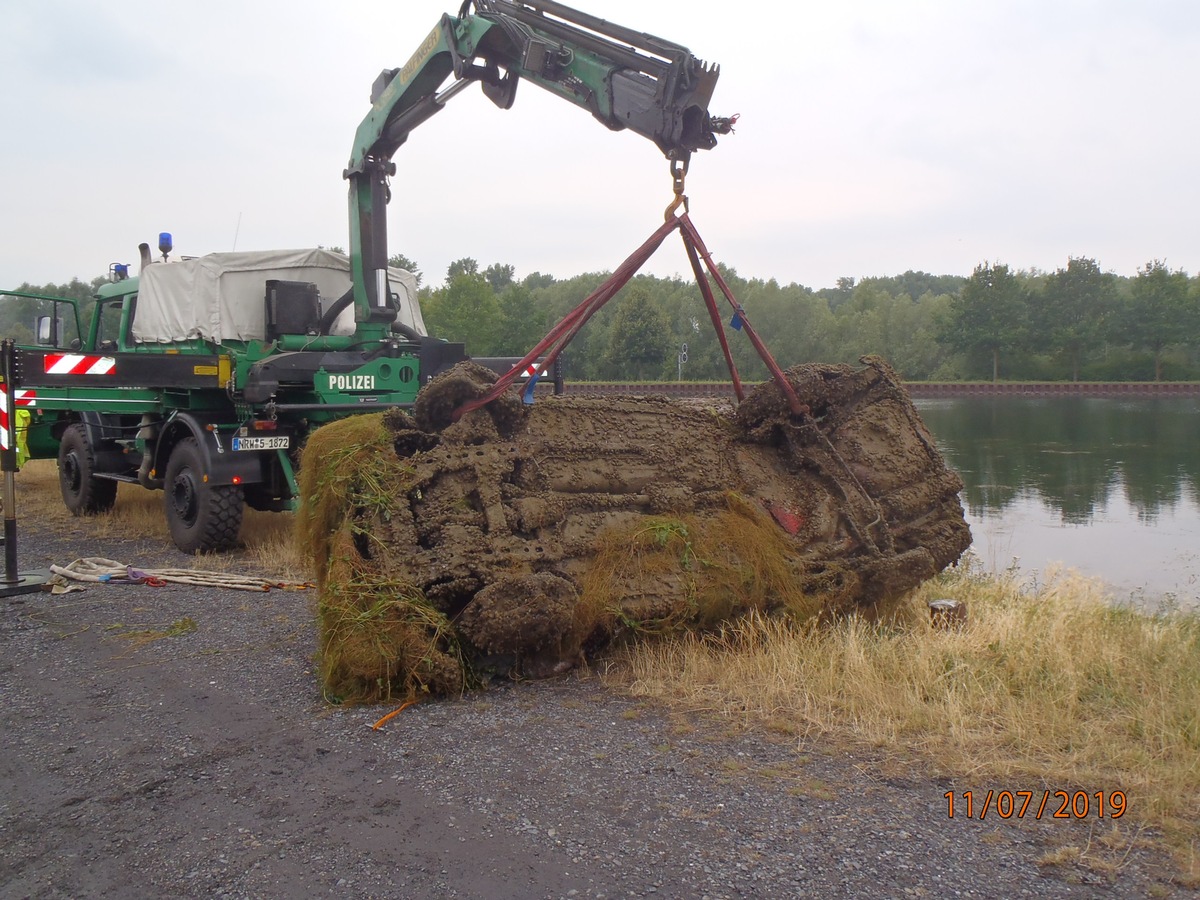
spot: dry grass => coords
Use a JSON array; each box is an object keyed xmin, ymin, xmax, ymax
[
  {"xmin": 577, "ymin": 494, "xmax": 847, "ymax": 639},
  {"xmin": 312, "ymin": 524, "xmax": 466, "ymax": 705},
  {"xmin": 609, "ymin": 560, "xmax": 1200, "ymax": 881},
  {"xmin": 11, "ymin": 459, "xmax": 303, "ymax": 580},
  {"xmin": 293, "ymin": 413, "xmax": 401, "ymax": 591},
  {"xmin": 296, "ymin": 413, "xmax": 465, "ymax": 704}
]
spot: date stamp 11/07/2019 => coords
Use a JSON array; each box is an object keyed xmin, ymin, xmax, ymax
[{"xmin": 945, "ymin": 790, "xmax": 1126, "ymax": 821}]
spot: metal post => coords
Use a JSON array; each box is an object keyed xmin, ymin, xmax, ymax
[
  {"xmin": 0, "ymin": 338, "xmax": 52, "ymax": 597},
  {"xmin": 2, "ymin": 456, "xmax": 14, "ymax": 569}
]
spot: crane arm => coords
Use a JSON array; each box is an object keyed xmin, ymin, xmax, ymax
[{"xmin": 344, "ymin": 0, "xmax": 733, "ymax": 330}]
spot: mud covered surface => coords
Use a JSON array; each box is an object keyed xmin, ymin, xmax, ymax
[{"xmin": 303, "ymin": 358, "xmax": 972, "ymax": 695}]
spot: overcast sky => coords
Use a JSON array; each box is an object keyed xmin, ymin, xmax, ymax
[{"xmin": 2, "ymin": 0, "xmax": 1197, "ymax": 292}]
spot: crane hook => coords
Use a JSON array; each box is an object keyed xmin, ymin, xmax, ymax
[{"xmin": 665, "ymin": 157, "xmax": 689, "ymax": 220}]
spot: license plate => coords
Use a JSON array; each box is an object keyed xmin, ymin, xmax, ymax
[{"xmin": 232, "ymin": 436, "xmax": 290, "ymax": 451}]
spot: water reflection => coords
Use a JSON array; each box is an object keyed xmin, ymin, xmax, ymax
[
  {"xmin": 916, "ymin": 397, "xmax": 1200, "ymax": 523},
  {"xmin": 914, "ymin": 397, "xmax": 1200, "ymax": 605}
]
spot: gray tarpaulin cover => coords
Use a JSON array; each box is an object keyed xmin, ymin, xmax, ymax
[{"xmin": 131, "ymin": 248, "xmax": 424, "ymax": 343}]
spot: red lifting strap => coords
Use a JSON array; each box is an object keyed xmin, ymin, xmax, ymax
[{"xmin": 452, "ymin": 213, "xmax": 807, "ymax": 422}]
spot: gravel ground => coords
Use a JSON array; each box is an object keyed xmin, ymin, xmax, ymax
[{"xmin": 0, "ymin": 518, "xmax": 1190, "ymax": 898}]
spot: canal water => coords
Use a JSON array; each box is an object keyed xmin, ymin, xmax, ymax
[{"xmin": 914, "ymin": 395, "xmax": 1200, "ymax": 609}]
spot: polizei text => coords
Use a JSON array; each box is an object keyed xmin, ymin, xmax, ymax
[{"xmin": 328, "ymin": 374, "xmax": 376, "ymax": 392}]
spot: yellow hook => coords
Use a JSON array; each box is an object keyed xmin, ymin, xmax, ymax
[{"xmin": 664, "ymin": 157, "xmax": 690, "ymax": 220}]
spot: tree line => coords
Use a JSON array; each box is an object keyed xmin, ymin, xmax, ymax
[
  {"xmin": 4, "ymin": 255, "xmax": 1198, "ymax": 383},
  {"xmin": 417, "ymin": 255, "xmax": 1200, "ymax": 383}
]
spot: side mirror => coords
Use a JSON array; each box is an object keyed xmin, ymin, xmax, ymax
[{"xmin": 35, "ymin": 315, "xmax": 64, "ymax": 346}]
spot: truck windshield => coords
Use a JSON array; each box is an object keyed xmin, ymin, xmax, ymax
[{"xmin": 96, "ymin": 298, "xmax": 126, "ymax": 350}]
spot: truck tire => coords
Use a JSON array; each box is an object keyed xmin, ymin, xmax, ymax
[
  {"xmin": 58, "ymin": 423, "xmax": 119, "ymax": 515},
  {"xmin": 163, "ymin": 438, "xmax": 244, "ymax": 554}
]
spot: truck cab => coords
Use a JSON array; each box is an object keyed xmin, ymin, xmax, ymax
[{"xmin": 4, "ymin": 247, "xmax": 461, "ymax": 553}]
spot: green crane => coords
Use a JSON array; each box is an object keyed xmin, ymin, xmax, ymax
[{"xmin": 343, "ymin": 0, "xmax": 734, "ymax": 336}]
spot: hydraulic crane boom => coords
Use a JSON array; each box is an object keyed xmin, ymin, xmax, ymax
[{"xmin": 344, "ymin": 0, "xmax": 734, "ymax": 333}]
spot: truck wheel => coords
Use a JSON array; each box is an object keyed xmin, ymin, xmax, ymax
[
  {"xmin": 163, "ymin": 438, "xmax": 244, "ymax": 554},
  {"xmin": 58, "ymin": 423, "xmax": 119, "ymax": 515}
]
